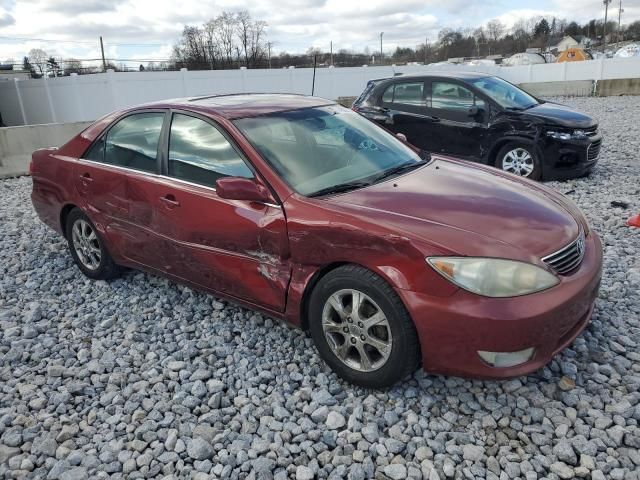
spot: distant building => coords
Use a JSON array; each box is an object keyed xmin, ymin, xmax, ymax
[
  {"xmin": 502, "ymin": 52, "xmax": 547, "ymax": 66},
  {"xmin": 551, "ymin": 35, "xmax": 591, "ymax": 52}
]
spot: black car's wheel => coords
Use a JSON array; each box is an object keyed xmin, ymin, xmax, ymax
[
  {"xmin": 308, "ymin": 265, "xmax": 420, "ymax": 388},
  {"xmin": 66, "ymin": 208, "xmax": 121, "ymax": 280},
  {"xmin": 496, "ymin": 142, "xmax": 541, "ymax": 180}
]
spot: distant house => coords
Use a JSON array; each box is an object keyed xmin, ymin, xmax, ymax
[{"xmin": 551, "ymin": 35, "xmax": 591, "ymax": 52}]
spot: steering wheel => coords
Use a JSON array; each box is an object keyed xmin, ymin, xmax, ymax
[
  {"xmin": 358, "ymin": 138, "xmax": 379, "ymax": 151},
  {"xmin": 345, "ymin": 139, "xmax": 379, "ymax": 166}
]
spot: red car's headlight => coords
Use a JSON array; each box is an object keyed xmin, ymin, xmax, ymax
[{"xmin": 427, "ymin": 257, "xmax": 559, "ymax": 298}]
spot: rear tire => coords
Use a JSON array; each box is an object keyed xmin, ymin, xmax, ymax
[
  {"xmin": 308, "ymin": 265, "xmax": 420, "ymax": 388},
  {"xmin": 65, "ymin": 208, "xmax": 121, "ymax": 280},
  {"xmin": 496, "ymin": 142, "xmax": 541, "ymax": 180}
]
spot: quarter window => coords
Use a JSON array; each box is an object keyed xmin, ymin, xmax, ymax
[
  {"xmin": 383, "ymin": 82, "xmax": 425, "ymax": 106},
  {"xmin": 168, "ymin": 114, "xmax": 253, "ymax": 187},
  {"xmin": 431, "ymin": 82, "xmax": 486, "ymax": 112},
  {"xmin": 84, "ymin": 112, "xmax": 164, "ymax": 173},
  {"xmin": 382, "ymin": 85, "xmax": 394, "ymax": 103}
]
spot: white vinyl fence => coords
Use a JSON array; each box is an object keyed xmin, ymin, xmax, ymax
[{"xmin": 1, "ymin": 57, "xmax": 640, "ymax": 127}]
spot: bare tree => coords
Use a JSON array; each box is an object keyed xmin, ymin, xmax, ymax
[
  {"xmin": 172, "ymin": 11, "xmax": 268, "ymax": 70},
  {"xmin": 216, "ymin": 12, "xmax": 239, "ymax": 66},
  {"xmin": 486, "ymin": 19, "xmax": 505, "ymax": 43},
  {"xmin": 28, "ymin": 48, "xmax": 47, "ymax": 76}
]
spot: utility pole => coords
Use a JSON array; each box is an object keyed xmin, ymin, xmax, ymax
[
  {"xmin": 311, "ymin": 54, "xmax": 317, "ymax": 95},
  {"xmin": 424, "ymin": 37, "xmax": 428, "ymax": 64},
  {"xmin": 330, "ymin": 41, "xmax": 333, "ymax": 66},
  {"xmin": 603, "ymin": 0, "xmax": 612, "ymax": 53},
  {"xmin": 380, "ymin": 32, "xmax": 384, "ymax": 64},
  {"xmin": 267, "ymin": 42, "xmax": 272, "ymax": 69},
  {"xmin": 618, "ymin": 0, "xmax": 624, "ymax": 45},
  {"xmin": 99, "ymin": 36, "xmax": 106, "ymax": 72}
]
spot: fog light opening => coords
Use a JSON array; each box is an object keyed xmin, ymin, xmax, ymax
[{"xmin": 477, "ymin": 348, "xmax": 535, "ymax": 368}]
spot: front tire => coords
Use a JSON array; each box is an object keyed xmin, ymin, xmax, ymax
[
  {"xmin": 65, "ymin": 208, "xmax": 121, "ymax": 280},
  {"xmin": 497, "ymin": 142, "xmax": 541, "ymax": 180},
  {"xmin": 308, "ymin": 265, "xmax": 420, "ymax": 388}
]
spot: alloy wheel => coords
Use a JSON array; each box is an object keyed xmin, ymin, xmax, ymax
[
  {"xmin": 321, "ymin": 289, "xmax": 392, "ymax": 372},
  {"xmin": 502, "ymin": 148, "xmax": 534, "ymax": 177},
  {"xmin": 71, "ymin": 219, "xmax": 101, "ymax": 270}
]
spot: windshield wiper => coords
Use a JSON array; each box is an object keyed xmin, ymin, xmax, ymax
[
  {"xmin": 370, "ymin": 160, "xmax": 428, "ymax": 184},
  {"xmin": 308, "ymin": 181, "xmax": 372, "ymax": 198}
]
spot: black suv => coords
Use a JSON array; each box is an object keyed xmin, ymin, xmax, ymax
[{"xmin": 352, "ymin": 72, "xmax": 602, "ymax": 180}]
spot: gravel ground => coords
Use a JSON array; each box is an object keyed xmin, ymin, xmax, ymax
[{"xmin": 1, "ymin": 96, "xmax": 639, "ymax": 480}]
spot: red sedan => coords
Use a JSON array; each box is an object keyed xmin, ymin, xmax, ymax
[{"xmin": 30, "ymin": 94, "xmax": 602, "ymax": 388}]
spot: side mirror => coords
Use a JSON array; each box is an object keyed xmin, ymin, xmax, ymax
[
  {"xmin": 396, "ymin": 133, "xmax": 408, "ymax": 142},
  {"xmin": 468, "ymin": 105, "xmax": 479, "ymax": 116},
  {"xmin": 215, "ymin": 177, "xmax": 275, "ymax": 204}
]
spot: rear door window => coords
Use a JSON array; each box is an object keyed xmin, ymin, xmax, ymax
[
  {"xmin": 431, "ymin": 82, "xmax": 486, "ymax": 112},
  {"xmin": 382, "ymin": 82, "xmax": 426, "ymax": 107},
  {"xmin": 84, "ymin": 112, "xmax": 164, "ymax": 173},
  {"xmin": 104, "ymin": 113, "xmax": 164, "ymax": 173}
]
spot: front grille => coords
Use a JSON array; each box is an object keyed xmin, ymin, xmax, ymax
[
  {"xmin": 587, "ymin": 139, "xmax": 602, "ymax": 161},
  {"xmin": 542, "ymin": 230, "xmax": 586, "ymax": 275}
]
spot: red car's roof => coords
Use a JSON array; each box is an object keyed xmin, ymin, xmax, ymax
[{"xmin": 143, "ymin": 93, "xmax": 335, "ymax": 119}]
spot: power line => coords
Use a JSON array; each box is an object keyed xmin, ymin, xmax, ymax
[{"xmin": 0, "ymin": 35, "xmax": 168, "ymax": 47}]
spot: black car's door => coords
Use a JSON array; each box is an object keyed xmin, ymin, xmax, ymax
[
  {"xmin": 423, "ymin": 80, "xmax": 490, "ymax": 160},
  {"xmin": 377, "ymin": 80, "xmax": 438, "ymax": 151}
]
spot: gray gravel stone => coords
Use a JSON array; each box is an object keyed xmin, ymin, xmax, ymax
[
  {"xmin": 187, "ymin": 438, "xmax": 214, "ymax": 461},
  {"xmin": 326, "ymin": 411, "xmax": 346, "ymax": 430},
  {"xmin": 384, "ymin": 463, "xmax": 407, "ymax": 479},
  {"xmin": 296, "ymin": 465, "xmax": 314, "ymax": 480},
  {"xmin": 551, "ymin": 462, "xmax": 575, "ymax": 479},
  {"xmin": 553, "ymin": 440, "xmax": 577, "ymax": 465}
]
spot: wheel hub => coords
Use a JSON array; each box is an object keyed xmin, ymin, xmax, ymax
[
  {"xmin": 72, "ymin": 219, "xmax": 101, "ymax": 271},
  {"xmin": 348, "ymin": 323, "xmax": 363, "ymax": 336},
  {"xmin": 321, "ymin": 289, "xmax": 393, "ymax": 372},
  {"xmin": 502, "ymin": 147, "xmax": 534, "ymax": 177}
]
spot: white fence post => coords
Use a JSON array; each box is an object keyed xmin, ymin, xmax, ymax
[
  {"xmin": 13, "ymin": 79, "xmax": 27, "ymax": 125},
  {"xmin": 70, "ymin": 73, "xmax": 83, "ymax": 121},
  {"xmin": 240, "ymin": 66, "xmax": 247, "ymax": 93},
  {"xmin": 43, "ymin": 76, "xmax": 58, "ymax": 124},
  {"xmin": 106, "ymin": 69, "xmax": 118, "ymax": 110},
  {"xmin": 180, "ymin": 68, "xmax": 188, "ymax": 96}
]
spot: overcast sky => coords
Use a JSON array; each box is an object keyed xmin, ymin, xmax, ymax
[{"xmin": 0, "ymin": 0, "xmax": 637, "ymax": 66}]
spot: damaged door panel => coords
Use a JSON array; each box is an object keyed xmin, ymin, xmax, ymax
[{"xmin": 151, "ymin": 177, "xmax": 290, "ymax": 311}]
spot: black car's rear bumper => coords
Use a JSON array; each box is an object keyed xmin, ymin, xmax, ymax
[{"xmin": 541, "ymin": 133, "xmax": 602, "ymax": 180}]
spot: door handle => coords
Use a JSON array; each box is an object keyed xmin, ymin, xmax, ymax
[
  {"xmin": 159, "ymin": 194, "xmax": 180, "ymax": 208},
  {"xmin": 429, "ymin": 116, "xmax": 441, "ymax": 123},
  {"xmin": 79, "ymin": 173, "xmax": 93, "ymax": 183}
]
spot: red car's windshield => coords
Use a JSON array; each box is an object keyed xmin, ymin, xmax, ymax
[{"xmin": 234, "ymin": 105, "xmax": 424, "ymax": 196}]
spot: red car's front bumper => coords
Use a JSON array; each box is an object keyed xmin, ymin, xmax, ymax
[{"xmin": 398, "ymin": 232, "xmax": 603, "ymax": 378}]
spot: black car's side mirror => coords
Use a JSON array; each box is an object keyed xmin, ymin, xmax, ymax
[
  {"xmin": 396, "ymin": 133, "xmax": 407, "ymax": 142},
  {"xmin": 468, "ymin": 105, "xmax": 480, "ymax": 117}
]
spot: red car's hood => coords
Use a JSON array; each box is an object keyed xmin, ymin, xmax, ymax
[{"xmin": 326, "ymin": 158, "xmax": 581, "ymax": 262}]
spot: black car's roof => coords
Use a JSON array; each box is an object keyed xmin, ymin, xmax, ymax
[{"xmin": 374, "ymin": 71, "xmax": 493, "ymax": 83}]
